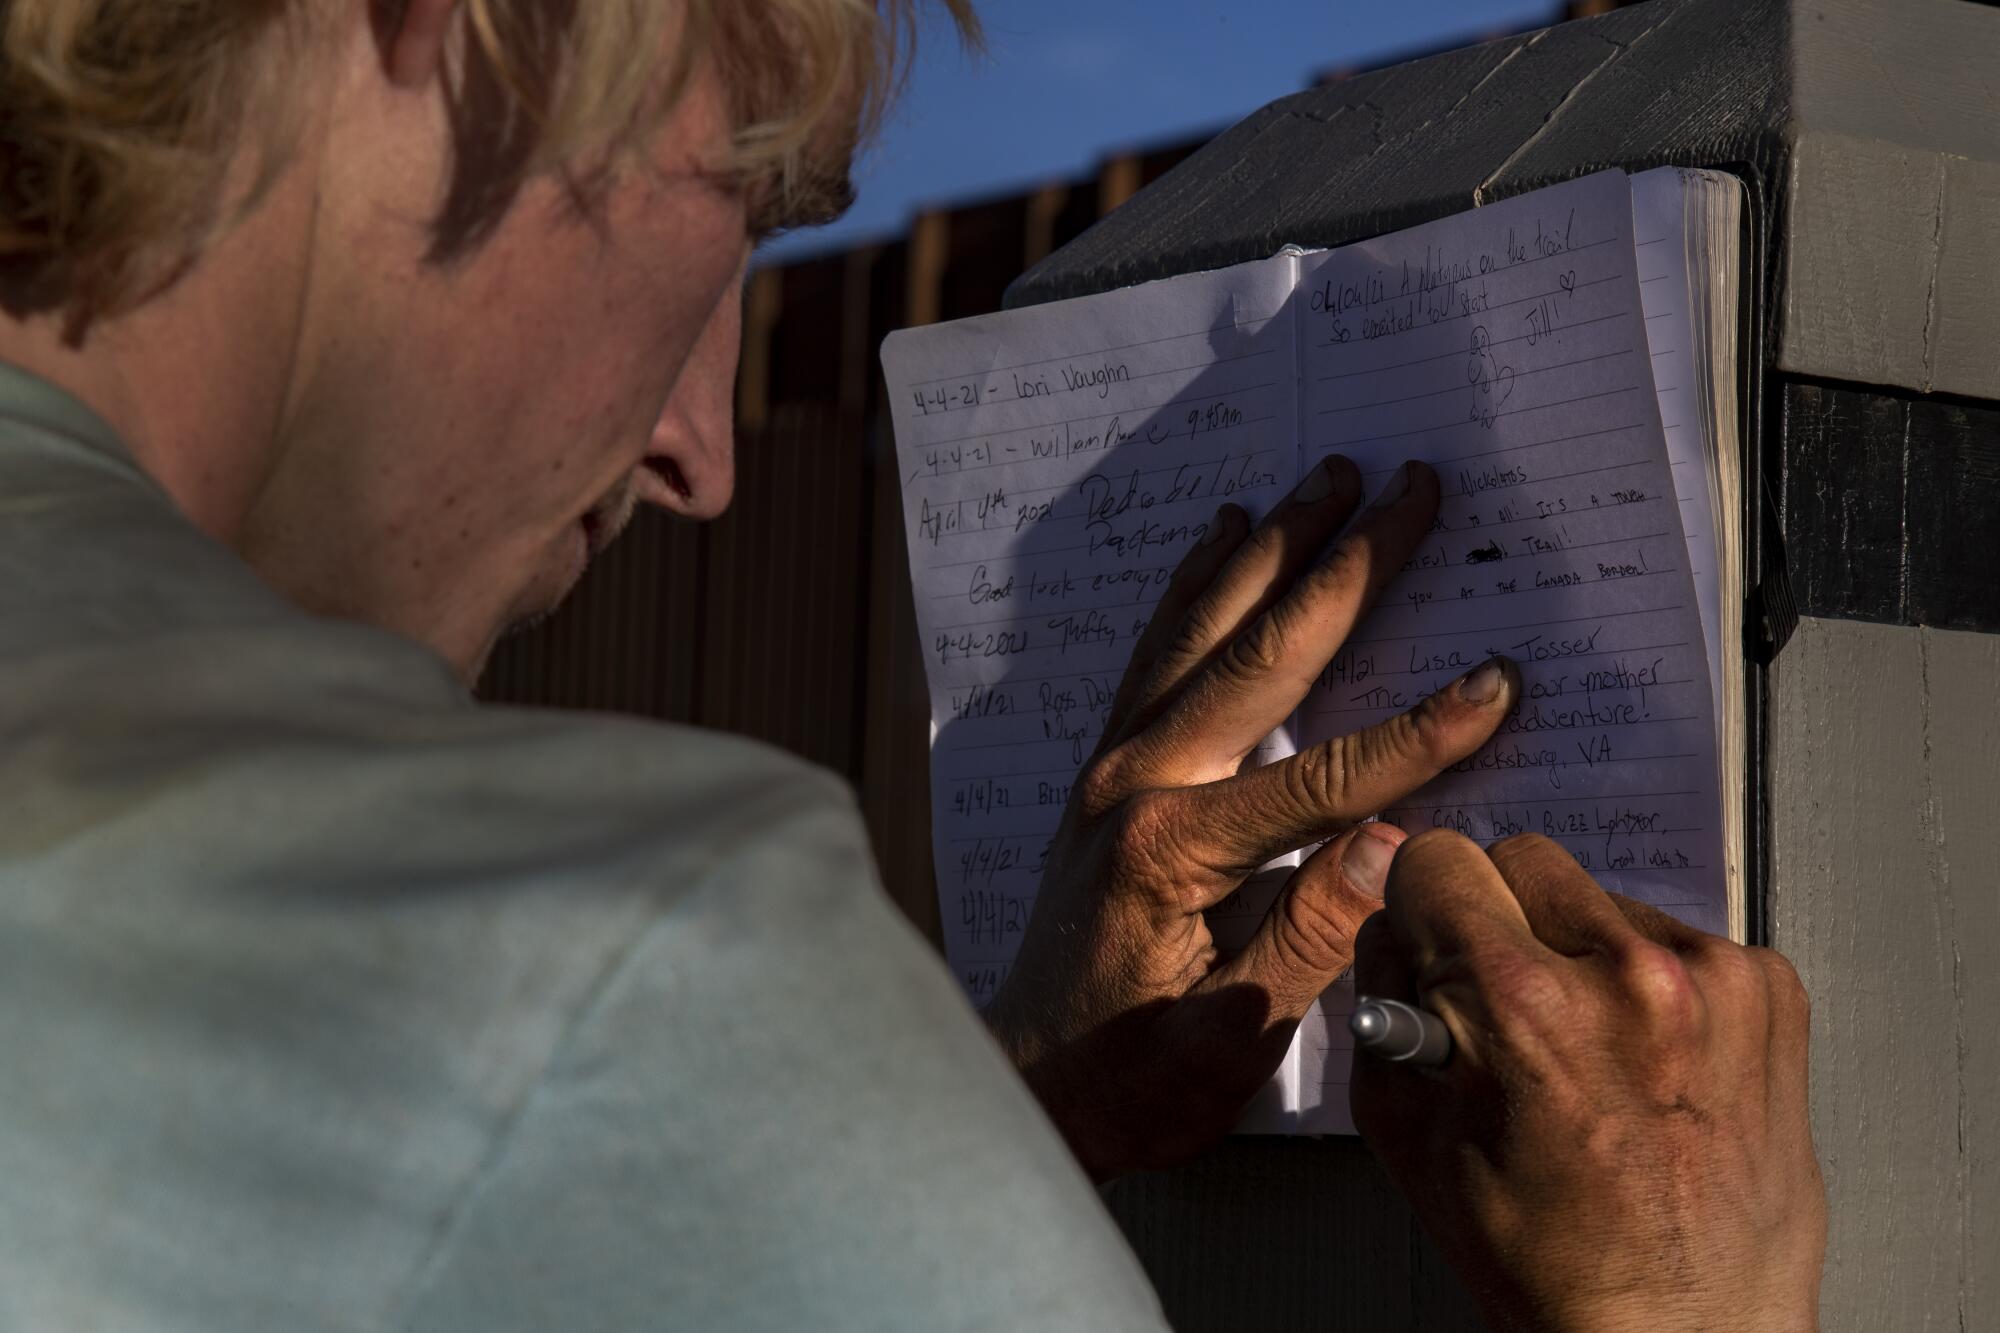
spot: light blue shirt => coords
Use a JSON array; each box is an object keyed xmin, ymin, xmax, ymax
[{"xmin": 0, "ymin": 363, "xmax": 1166, "ymax": 1331}]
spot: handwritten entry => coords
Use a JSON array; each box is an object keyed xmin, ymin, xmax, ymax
[
  {"xmin": 1290, "ymin": 172, "xmax": 1725, "ymax": 1126},
  {"xmin": 884, "ymin": 171, "xmax": 1728, "ymax": 1137},
  {"xmin": 882, "ymin": 258, "xmax": 1300, "ymax": 1010}
]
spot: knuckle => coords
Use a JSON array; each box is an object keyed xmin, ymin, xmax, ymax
[
  {"xmin": 1428, "ymin": 937, "xmax": 1564, "ymax": 1021},
  {"xmin": 1277, "ymin": 883, "xmax": 1366, "ymax": 974},
  {"xmin": 1073, "ymin": 753, "xmax": 1131, "ymax": 820},
  {"xmin": 1341, "ymin": 711, "xmax": 1427, "ymax": 781},
  {"xmin": 1488, "ymin": 833, "xmax": 1566, "ymax": 879},
  {"xmin": 1398, "ymin": 696, "xmax": 1457, "ymax": 766},
  {"xmin": 1217, "ymin": 615, "xmax": 1286, "ymax": 684},
  {"xmin": 1607, "ymin": 892, "xmax": 1682, "ymax": 947},
  {"xmin": 1282, "ymin": 743, "xmax": 1350, "ymax": 818},
  {"xmin": 1479, "ymin": 949, "xmax": 1570, "ymax": 1017},
  {"xmin": 1752, "ymin": 947, "xmax": 1812, "ymax": 1025},
  {"xmin": 1110, "ymin": 789, "xmax": 1187, "ymax": 888},
  {"xmin": 1162, "ymin": 604, "xmax": 1223, "ymax": 667},
  {"xmin": 1692, "ymin": 935, "xmax": 1764, "ymax": 1000},
  {"xmin": 1613, "ymin": 938, "xmax": 1701, "ymax": 1035}
]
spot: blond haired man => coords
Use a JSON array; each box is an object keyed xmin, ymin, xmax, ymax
[{"xmin": 0, "ymin": 2, "xmax": 1824, "ymax": 1330}]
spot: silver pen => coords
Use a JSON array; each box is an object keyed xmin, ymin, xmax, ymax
[{"xmin": 1349, "ymin": 995, "xmax": 1453, "ymax": 1066}]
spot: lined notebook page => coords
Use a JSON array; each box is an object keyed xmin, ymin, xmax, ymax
[
  {"xmin": 1291, "ymin": 171, "xmax": 1726, "ymax": 1127},
  {"xmin": 884, "ymin": 170, "xmax": 1735, "ymax": 1138},
  {"xmin": 881, "ymin": 257, "xmax": 1300, "ymax": 1009},
  {"xmin": 1631, "ymin": 166, "xmax": 1725, "ymax": 726}
]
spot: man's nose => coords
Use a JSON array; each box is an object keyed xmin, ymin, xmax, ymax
[{"xmin": 641, "ymin": 270, "xmax": 743, "ymax": 521}]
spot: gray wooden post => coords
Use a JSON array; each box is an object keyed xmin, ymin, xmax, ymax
[{"xmin": 1009, "ymin": 1, "xmax": 2000, "ymax": 1326}]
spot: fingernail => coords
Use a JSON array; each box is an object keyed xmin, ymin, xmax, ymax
[
  {"xmin": 1456, "ymin": 656, "xmax": 1508, "ymax": 704},
  {"xmin": 1295, "ymin": 458, "xmax": 1341, "ymax": 503},
  {"xmin": 1342, "ymin": 824, "xmax": 1402, "ymax": 898},
  {"xmin": 1367, "ymin": 462, "xmax": 1412, "ymax": 511}
]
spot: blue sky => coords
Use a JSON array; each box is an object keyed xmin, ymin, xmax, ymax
[{"xmin": 758, "ymin": 0, "xmax": 1565, "ymax": 265}]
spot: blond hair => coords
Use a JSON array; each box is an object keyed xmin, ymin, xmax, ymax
[{"xmin": 0, "ymin": 0, "xmax": 979, "ymax": 323}]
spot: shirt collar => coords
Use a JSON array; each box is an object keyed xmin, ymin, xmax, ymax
[
  {"xmin": 0, "ymin": 358, "xmax": 145, "ymax": 462},
  {"xmin": 0, "ymin": 357, "xmax": 168, "ymax": 497}
]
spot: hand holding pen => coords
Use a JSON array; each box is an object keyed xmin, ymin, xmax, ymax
[{"xmin": 1348, "ymin": 831, "xmax": 1824, "ymax": 1333}]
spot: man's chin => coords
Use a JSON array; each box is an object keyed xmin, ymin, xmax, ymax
[
  {"xmin": 496, "ymin": 529, "xmax": 597, "ymax": 639},
  {"xmin": 468, "ymin": 593, "xmax": 562, "ymax": 689},
  {"xmin": 498, "ymin": 601, "xmax": 558, "ymax": 644},
  {"xmin": 501, "ymin": 571, "xmax": 580, "ymax": 643},
  {"xmin": 479, "ymin": 504, "xmax": 634, "ymax": 681}
]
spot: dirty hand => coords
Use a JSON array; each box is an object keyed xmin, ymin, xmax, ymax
[
  {"xmin": 1352, "ymin": 831, "xmax": 1826, "ymax": 1332},
  {"xmin": 983, "ymin": 456, "xmax": 1522, "ymax": 1180}
]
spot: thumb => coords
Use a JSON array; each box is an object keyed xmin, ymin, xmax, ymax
[{"xmin": 1201, "ymin": 822, "xmax": 1405, "ymax": 1020}]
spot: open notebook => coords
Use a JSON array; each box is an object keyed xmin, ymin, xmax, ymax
[{"xmin": 881, "ymin": 168, "xmax": 1746, "ymax": 1134}]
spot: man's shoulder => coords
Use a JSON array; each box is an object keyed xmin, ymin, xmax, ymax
[
  {"xmin": 0, "ymin": 392, "xmax": 1170, "ymax": 1333},
  {"xmin": 0, "ymin": 405, "xmax": 865, "ymax": 931},
  {"xmin": 5, "ymin": 609, "xmax": 859, "ymax": 892}
]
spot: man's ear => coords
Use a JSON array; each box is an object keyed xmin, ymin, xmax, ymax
[{"xmin": 374, "ymin": 0, "xmax": 458, "ymax": 91}]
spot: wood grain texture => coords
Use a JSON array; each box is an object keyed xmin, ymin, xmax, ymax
[
  {"xmin": 1776, "ymin": 0, "xmax": 2000, "ymax": 397},
  {"xmin": 1927, "ymin": 626, "xmax": 2000, "ymax": 1327},
  {"xmin": 1929, "ymin": 156, "xmax": 2000, "ymax": 401},
  {"xmin": 1781, "ymin": 137, "xmax": 1946, "ymax": 396},
  {"xmin": 1791, "ymin": 0, "xmax": 2000, "ymax": 165},
  {"xmin": 1778, "ymin": 380, "xmax": 2000, "ymax": 633},
  {"xmin": 1778, "ymin": 133, "xmax": 2000, "ymax": 401},
  {"xmin": 1009, "ymin": 0, "xmax": 2000, "ymax": 401},
  {"xmin": 1769, "ymin": 616, "xmax": 2000, "ymax": 1331},
  {"xmin": 1008, "ymin": 0, "xmax": 1761, "ymax": 309}
]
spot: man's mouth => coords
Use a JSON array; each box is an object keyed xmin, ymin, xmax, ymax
[
  {"xmin": 577, "ymin": 485, "xmax": 638, "ymax": 560},
  {"xmin": 572, "ymin": 458, "xmax": 689, "ymax": 571}
]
